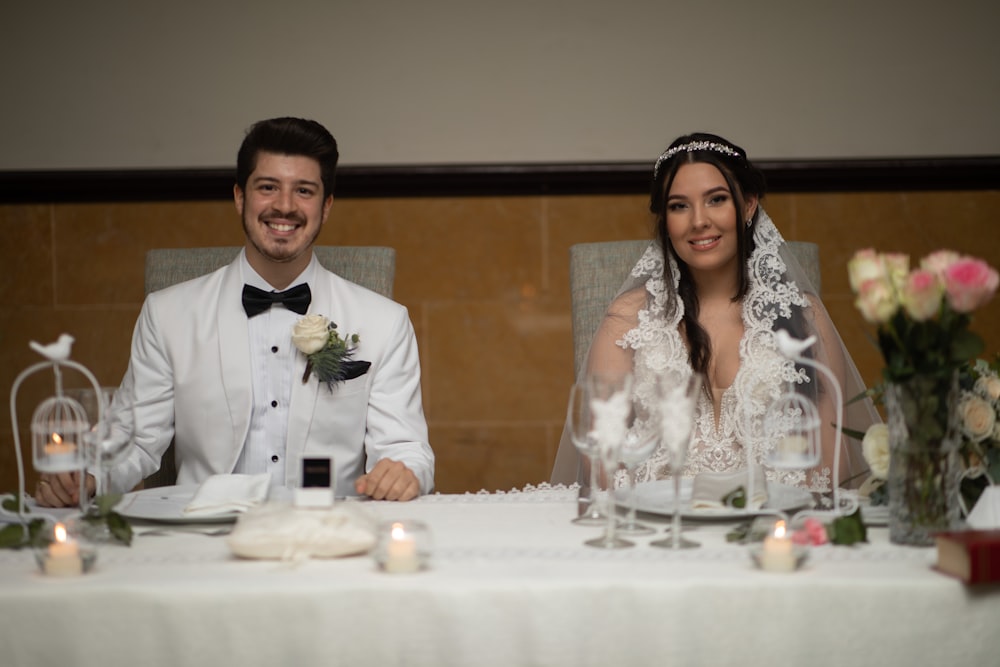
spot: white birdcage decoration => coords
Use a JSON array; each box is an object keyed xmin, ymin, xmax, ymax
[
  {"xmin": 9, "ymin": 335, "xmax": 103, "ymax": 529},
  {"xmin": 766, "ymin": 330, "xmax": 857, "ymax": 521}
]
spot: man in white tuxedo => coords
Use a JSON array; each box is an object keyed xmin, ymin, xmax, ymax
[{"xmin": 37, "ymin": 117, "xmax": 433, "ymax": 505}]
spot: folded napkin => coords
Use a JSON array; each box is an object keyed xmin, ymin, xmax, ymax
[
  {"xmin": 183, "ymin": 473, "xmax": 271, "ymax": 518},
  {"xmin": 690, "ymin": 467, "xmax": 767, "ymax": 510},
  {"xmin": 967, "ymin": 486, "xmax": 1000, "ymax": 530}
]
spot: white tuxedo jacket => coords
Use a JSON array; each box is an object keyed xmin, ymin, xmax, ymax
[{"xmin": 112, "ymin": 252, "xmax": 434, "ymax": 495}]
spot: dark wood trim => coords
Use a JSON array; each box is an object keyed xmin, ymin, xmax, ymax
[{"xmin": 1, "ymin": 157, "xmax": 997, "ymax": 203}]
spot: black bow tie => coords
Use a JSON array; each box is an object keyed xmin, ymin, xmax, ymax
[{"xmin": 242, "ymin": 283, "xmax": 312, "ymax": 318}]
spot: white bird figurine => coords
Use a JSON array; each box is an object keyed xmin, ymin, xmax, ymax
[
  {"xmin": 29, "ymin": 334, "xmax": 75, "ymax": 361},
  {"xmin": 774, "ymin": 329, "xmax": 816, "ymax": 360}
]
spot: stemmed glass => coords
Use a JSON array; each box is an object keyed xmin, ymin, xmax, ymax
[
  {"xmin": 650, "ymin": 372, "xmax": 704, "ymax": 550},
  {"xmin": 567, "ymin": 383, "xmax": 608, "ymax": 526},
  {"xmin": 68, "ymin": 387, "xmax": 135, "ymax": 503},
  {"xmin": 568, "ymin": 373, "xmax": 635, "ymax": 549},
  {"xmin": 616, "ymin": 412, "xmax": 660, "ymax": 536}
]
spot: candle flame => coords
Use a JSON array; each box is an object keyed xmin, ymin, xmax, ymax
[
  {"xmin": 774, "ymin": 520, "xmax": 787, "ymax": 539},
  {"xmin": 390, "ymin": 522, "xmax": 406, "ymax": 540},
  {"xmin": 52, "ymin": 433, "xmax": 63, "ymax": 445},
  {"xmin": 54, "ymin": 523, "xmax": 68, "ymax": 543}
]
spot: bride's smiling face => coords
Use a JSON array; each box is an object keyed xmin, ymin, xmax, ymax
[{"xmin": 665, "ymin": 162, "xmax": 755, "ymax": 278}]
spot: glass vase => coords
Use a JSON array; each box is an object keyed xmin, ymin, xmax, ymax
[{"xmin": 884, "ymin": 372, "xmax": 964, "ymax": 546}]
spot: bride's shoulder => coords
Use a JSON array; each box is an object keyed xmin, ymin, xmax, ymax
[{"xmin": 607, "ymin": 286, "xmax": 647, "ymax": 319}]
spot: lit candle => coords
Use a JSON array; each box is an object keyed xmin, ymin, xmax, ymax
[
  {"xmin": 383, "ymin": 522, "xmax": 420, "ymax": 573},
  {"xmin": 45, "ymin": 523, "xmax": 83, "ymax": 577},
  {"xmin": 760, "ymin": 520, "xmax": 796, "ymax": 572},
  {"xmin": 44, "ymin": 433, "xmax": 78, "ymax": 466}
]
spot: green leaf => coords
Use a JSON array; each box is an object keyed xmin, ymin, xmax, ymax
[
  {"xmin": 106, "ymin": 512, "xmax": 133, "ymax": 546},
  {"xmin": 94, "ymin": 493, "xmax": 123, "ymax": 515},
  {"xmin": 721, "ymin": 486, "xmax": 746, "ymax": 509},
  {"xmin": 1, "ymin": 495, "xmax": 28, "ymax": 514},
  {"xmin": 0, "ymin": 519, "xmax": 45, "ymax": 550},
  {"xmin": 828, "ymin": 508, "xmax": 868, "ymax": 546}
]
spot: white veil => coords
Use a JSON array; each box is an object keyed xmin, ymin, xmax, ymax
[{"xmin": 551, "ymin": 209, "xmax": 880, "ymax": 492}]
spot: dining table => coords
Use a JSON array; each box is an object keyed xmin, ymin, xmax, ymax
[{"xmin": 1, "ymin": 483, "xmax": 997, "ymax": 667}]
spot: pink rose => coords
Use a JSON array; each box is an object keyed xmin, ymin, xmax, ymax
[
  {"xmin": 920, "ymin": 250, "xmax": 962, "ymax": 279},
  {"xmin": 792, "ymin": 518, "xmax": 829, "ymax": 546},
  {"xmin": 942, "ymin": 258, "xmax": 999, "ymax": 313},
  {"xmin": 855, "ymin": 277, "xmax": 899, "ymax": 324},
  {"xmin": 899, "ymin": 268, "xmax": 943, "ymax": 321},
  {"xmin": 847, "ymin": 249, "xmax": 888, "ymax": 293}
]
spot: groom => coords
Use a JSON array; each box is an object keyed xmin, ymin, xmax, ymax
[{"xmin": 36, "ymin": 117, "xmax": 434, "ymax": 506}]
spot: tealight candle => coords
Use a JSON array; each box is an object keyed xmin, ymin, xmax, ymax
[
  {"xmin": 43, "ymin": 433, "xmax": 78, "ymax": 466},
  {"xmin": 44, "ymin": 523, "xmax": 83, "ymax": 577},
  {"xmin": 384, "ymin": 522, "xmax": 420, "ymax": 574},
  {"xmin": 760, "ymin": 520, "xmax": 796, "ymax": 572}
]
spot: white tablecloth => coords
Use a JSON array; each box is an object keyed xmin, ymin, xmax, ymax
[{"xmin": 1, "ymin": 485, "xmax": 997, "ymax": 667}]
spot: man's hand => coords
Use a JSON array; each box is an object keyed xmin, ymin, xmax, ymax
[
  {"xmin": 354, "ymin": 458, "xmax": 420, "ymax": 501},
  {"xmin": 35, "ymin": 471, "xmax": 96, "ymax": 508}
]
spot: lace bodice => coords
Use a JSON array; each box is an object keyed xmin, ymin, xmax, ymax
[{"xmin": 616, "ymin": 217, "xmax": 831, "ymax": 491}]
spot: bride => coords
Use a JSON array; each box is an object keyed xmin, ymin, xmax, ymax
[{"xmin": 551, "ymin": 133, "xmax": 879, "ymax": 491}]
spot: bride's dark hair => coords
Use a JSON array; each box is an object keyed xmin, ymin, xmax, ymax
[{"xmin": 649, "ymin": 132, "xmax": 767, "ymax": 380}]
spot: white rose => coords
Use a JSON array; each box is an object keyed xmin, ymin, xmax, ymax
[
  {"xmin": 959, "ymin": 393, "xmax": 996, "ymax": 443},
  {"xmin": 291, "ymin": 315, "xmax": 331, "ymax": 355},
  {"xmin": 862, "ymin": 423, "xmax": 890, "ymax": 480},
  {"xmin": 975, "ymin": 374, "xmax": 1000, "ymax": 402}
]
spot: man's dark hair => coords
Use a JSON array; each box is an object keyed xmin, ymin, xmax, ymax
[{"xmin": 236, "ymin": 117, "xmax": 339, "ymax": 198}]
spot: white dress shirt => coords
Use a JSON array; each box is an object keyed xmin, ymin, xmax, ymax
[{"xmin": 234, "ymin": 253, "xmax": 318, "ymax": 487}]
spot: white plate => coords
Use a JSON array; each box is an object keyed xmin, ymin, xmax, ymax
[
  {"xmin": 115, "ymin": 485, "xmax": 241, "ymax": 524},
  {"xmin": 624, "ymin": 478, "xmax": 814, "ymax": 520}
]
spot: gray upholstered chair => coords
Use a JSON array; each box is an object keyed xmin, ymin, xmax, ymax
[
  {"xmin": 141, "ymin": 245, "xmax": 396, "ymax": 488},
  {"xmin": 568, "ymin": 239, "xmax": 820, "ymax": 379}
]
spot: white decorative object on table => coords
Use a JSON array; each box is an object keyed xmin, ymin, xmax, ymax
[
  {"xmin": 227, "ymin": 501, "xmax": 378, "ymax": 561},
  {"xmin": 764, "ymin": 331, "xmax": 857, "ymax": 521},
  {"xmin": 10, "ymin": 334, "xmax": 104, "ymax": 529}
]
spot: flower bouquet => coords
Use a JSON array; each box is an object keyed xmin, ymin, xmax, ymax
[
  {"xmin": 848, "ymin": 249, "xmax": 998, "ymax": 545},
  {"xmin": 957, "ymin": 356, "xmax": 1000, "ymax": 511}
]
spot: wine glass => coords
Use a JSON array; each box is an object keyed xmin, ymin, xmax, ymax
[
  {"xmin": 650, "ymin": 371, "xmax": 703, "ymax": 550},
  {"xmin": 579, "ymin": 373, "xmax": 635, "ymax": 549},
  {"xmin": 566, "ymin": 383, "xmax": 608, "ymax": 526},
  {"xmin": 68, "ymin": 387, "xmax": 135, "ymax": 501},
  {"xmin": 616, "ymin": 411, "xmax": 660, "ymax": 536}
]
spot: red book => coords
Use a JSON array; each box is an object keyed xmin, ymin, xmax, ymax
[{"xmin": 934, "ymin": 530, "xmax": 1000, "ymax": 585}]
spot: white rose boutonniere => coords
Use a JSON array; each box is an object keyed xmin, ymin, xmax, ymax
[{"xmin": 292, "ymin": 315, "xmax": 371, "ymax": 391}]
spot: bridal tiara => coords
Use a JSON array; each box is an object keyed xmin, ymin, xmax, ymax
[{"xmin": 654, "ymin": 141, "xmax": 742, "ymax": 173}]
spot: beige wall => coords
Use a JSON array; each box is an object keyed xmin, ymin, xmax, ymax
[
  {"xmin": 2, "ymin": 191, "xmax": 1000, "ymax": 495},
  {"xmin": 4, "ymin": 1, "xmax": 1000, "ymax": 169}
]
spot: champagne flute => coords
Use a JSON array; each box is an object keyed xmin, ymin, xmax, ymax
[
  {"xmin": 581, "ymin": 373, "xmax": 634, "ymax": 549},
  {"xmin": 650, "ymin": 372, "xmax": 703, "ymax": 550},
  {"xmin": 68, "ymin": 387, "xmax": 135, "ymax": 502},
  {"xmin": 567, "ymin": 383, "xmax": 607, "ymax": 526},
  {"xmin": 616, "ymin": 414, "xmax": 660, "ymax": 536}
]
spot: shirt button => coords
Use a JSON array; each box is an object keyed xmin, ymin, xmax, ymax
[
  {"xmin": 270, "ymin": 400, "xmax": 278, "ymax": 408},
  {"xmin": 271, "ymin": 346, "xmax": 279, "ymax": 353},
  {"xmin": 271, "ymin": 455, "xmax": 279, "ymax": 463}
]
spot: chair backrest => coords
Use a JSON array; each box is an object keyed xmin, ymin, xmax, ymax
[
  {"xmin": 144, "ymin": 245, "xmax": 396, "ymax": 298},
  {"xmin": 568, "ymin": 239, "xmax": 820, "ymax": 379},
  {"xmin": 141, "ymin": 245, "xmax": 396, "ymax": 488}
]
